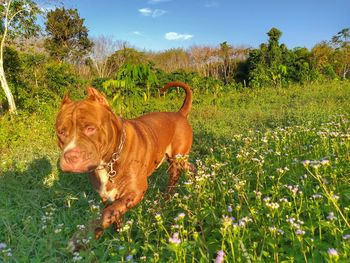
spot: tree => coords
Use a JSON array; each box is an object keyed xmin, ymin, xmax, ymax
[
  {"xmin": 0, "ymin": 0, "xmax": 40, "ymax": 113},
  {"xmin": 311, "ymin": 42, "xmax": 333, "ymax": 70},
  {"xmin": 188, "ymin": 45, "xmax": 217, "ymax": 77},
  {"xmin": 248, "ymin": 27, "xmax": 288, "ymax": 87},
  {"xmin": 331, "ymin": 28, "xmax": 350, "ymax": 79},
  {"xmin": 107, "ymin": 45, "xmax": 147, "ymax": 72},
  {"xmin": 219, "ymin": 41, "xmax": 232, "ymax": 84},
  {"xmin": 149, "ymin": 48, "xmax": 190, "ymax": 73},
  {"xmin": 44, "ymin": 7, "xmax": 93, "ymax": 63},
  {"xmin": 90, "ymin": 35, "xmax": 120, "ymax": 78}
]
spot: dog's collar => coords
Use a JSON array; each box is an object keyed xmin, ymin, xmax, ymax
[{"xmin": 96, "ymin": 125, "xmax": 126, "ymax": 182}]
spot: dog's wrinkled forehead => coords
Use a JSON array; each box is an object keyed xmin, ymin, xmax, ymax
[{"xmin": 56, "ymin": 98, "xmax": 109, "ymax": 130}]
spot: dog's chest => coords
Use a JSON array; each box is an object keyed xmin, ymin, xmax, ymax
[{"xmin": 93, "ymin": 168, "xmax": 119, "ymax": 202}]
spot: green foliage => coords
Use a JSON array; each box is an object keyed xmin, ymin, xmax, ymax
[
  {"xmin": 44, "ymin": 7, "xmax": 93, "ymax": 63},
  {"xmin": 0, "ymin": 0, "xmax": 41, "ymax": 39},
  {"xmin": 331, "ymin": 28, "xmax": 350, "ymax": 79},
  {"xmin": 248, "ymin": 28, "xmax": 288, "ymax": 87},
  {"xmin": 5, "ymin": 48, "xmax": 84, "ymax": 111},
  {"xmin": 107, "ymin": 47, "xmax": 147, "ymax": 67},
  {"xmin": 3, "ymin": 46, "xmax": 23, "ymax": 88},
  {"xmin": 44, "ymin": 61, "xmax": 84, "ymax": 99},
  {"xmin": 246, "ymin": 27, "xmax": 343, "ymax": 87},
  {"xmin": 102, "ymin": 63, "xmax": 158, "ymax": 115}
]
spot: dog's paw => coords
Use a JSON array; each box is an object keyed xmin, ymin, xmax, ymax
[
  {"xmin": 113, "ymin": 219, "xmax": 123, "ymax": 232},
  {"xmin": 101, "ymin": 208, "xmax": 120, "ymax": 229}
]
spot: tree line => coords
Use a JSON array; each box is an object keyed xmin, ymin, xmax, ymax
[{"xmin": 1, "ymin": 1, "xmax": 349, "ymax": 114}]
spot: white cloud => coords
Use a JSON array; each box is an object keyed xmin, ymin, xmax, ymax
[
  {"xmin": 138, "ymin": 8, "xmax": 153, "ymax": 16},
  {"xmin": 164, "ymin": 32, "xmax": 193, "ymax": 41},
  {"xmin": 138, "ymin": 7, "xmax": 167, "ymax": 17},
  {"xmin": 132, "ymin": 31, "xmax": 144, "ymax": 36}
]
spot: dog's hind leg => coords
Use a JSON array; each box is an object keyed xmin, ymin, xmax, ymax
[
  {"xmin": 166, "ymin": 154, "xmax": 194, "ymax": 194},
  {"xmin": 167, "ymin": 160, "xmax": 181, "ymax": 194}
]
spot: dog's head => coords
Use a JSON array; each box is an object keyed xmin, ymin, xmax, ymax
[{"xmin": 56, "ymin": 87, "xmax": 121, "ymax": 173}]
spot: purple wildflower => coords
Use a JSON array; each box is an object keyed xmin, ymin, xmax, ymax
[
  {"xmin": 169, "ymin": 232, "xmax": 181, "ymax": 245},
  {"xmin": 215, "ymin": 250, "xmax": 225, "ymax": 263},
  {"xmin": 327, "ymin": 248, "xmax": 339, "ymax": 258}
]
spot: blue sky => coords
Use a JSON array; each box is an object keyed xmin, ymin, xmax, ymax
[{"xmin": 57, "ymin": 0, "xmax": 350, "ymax": 51}]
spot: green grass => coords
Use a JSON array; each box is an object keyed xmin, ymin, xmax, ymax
[{"xmin": 1, "ymin": 82, "xmax": 350, "ymax": 262}]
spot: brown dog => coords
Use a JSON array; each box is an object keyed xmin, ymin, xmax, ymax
[{"xmin": 55, "ymin": 81, "xmax": 193, "ymax": 238}]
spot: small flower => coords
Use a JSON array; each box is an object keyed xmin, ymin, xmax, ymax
[
  {"xmin": 343, "ymin": 234, "xmax": 350, "ymax": 240},
  {"xmin": 0, "ymin": 243, "xmax": 7, "ymax": 250},
  {"xmin": 254, "ymin": 191, "xmax": 262, "ymax": 199},
  {"xmin": 277, "ymin": 229, "xmax": 285, "ymax": 235},
  {"xmin": 268, "ymin": 226, "xmax": 277, "ymax": 233},
  {"xmin": 238, "ymin": 217, "xmax": 252, "ymax": 227},
  {"xmin": 302, "ymin": 160, "xmax": 310, "ymax": 166},
  {"xmin": 263, "ymin": 196, "xmax": 271, "ymax": 202},
  {"xmin": 320, "ymin": 159, "xmax": 330, "ymax": 166},
  {"xmin": 76, "ymin": 224, "xmax": 85, "ymax": 230},
  {"xmin": 295, "ymin": 229, "xmax": 305, "ymax": 236},
  {"xmin": 155, "ymin": 213, "xmax": 161, "ymax": 220},
  {"xmin": 227, "ymin": 205, "xmax": 233, "ymax": 213},
  {"xmin": 155, "ymin": 213, "xmax": 163, "ymax": 224},
  {"xmin": 222, "ymin": 216, "xmax": 233, "ymax": 228},
  {"xmin": 72, "ymin": 251, "xmax": 83, "ymax": 262},
  {"xmin": 312, "ymin": 194, "xmax": 323, "ymax": 199},
  {"xmin": 332, "ymin": 194, "xmax": 340, "ymax": 200},
  {"xmin": 174, "ymin": 212, "xmax": 185, "ymax": 221},
  {"xmin": 126, "ymin": 255, "xmax": 133, "ymax": 261},
  {"xmin": 169, "ymin": 232, "xmax": 181, "ymax": 245},
  {"xmin": 215, "ymin": 250, "xmax": 225, "ymax": 263},
  {"xmin": 326, "ymin": 212, "xmax": 337, "ymax": 221},
  {"xmin": 266, "ymin": 202, "xmax": 280, "ymax": 210},
  {"xmin": 327, "ymin": 248, "xmax": 339, "ymax": 259}
]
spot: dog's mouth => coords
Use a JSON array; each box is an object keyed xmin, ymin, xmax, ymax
[
  {"xmin": 60, "ymin": 147, "xmax": 100, "ymax": 173},
  {"xmin": 60, "ymin": 158, "xmax": 99, "ymax": 173}
]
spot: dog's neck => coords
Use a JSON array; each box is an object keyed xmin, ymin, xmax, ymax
[{"xmin": 95, "ymin": 117, "xmax": 126, "ymax": 182}]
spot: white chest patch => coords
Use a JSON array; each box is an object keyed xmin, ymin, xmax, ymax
[{"xmin": 95, "ymin": 168, "xmax": 118, "ymax": 202}]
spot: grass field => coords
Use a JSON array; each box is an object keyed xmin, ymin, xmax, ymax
[{"xmin": 1, "ymin": 82, "xmax": 350, "ymax": 262}]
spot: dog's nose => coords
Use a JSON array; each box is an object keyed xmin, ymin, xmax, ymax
[{"xmin": 64, "ymin": 150, "xmax": 81, "ymax": 164}]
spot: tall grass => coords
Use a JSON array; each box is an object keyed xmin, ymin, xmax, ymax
[{"xmin": 0, "ymin": 82, "xmax": 349, "ymax": 262}]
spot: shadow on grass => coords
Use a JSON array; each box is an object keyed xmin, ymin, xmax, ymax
[{"xmin": 0, "ymin": 156, "xmax": 95, "ymax": 237}]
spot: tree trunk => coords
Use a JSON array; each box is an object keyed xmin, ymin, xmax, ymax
[
  {"xmin": 343, "ymin": 65, "xmax": 349, "ymax": 80},
  {"xmin": 1, "ymin": 0, "xmax": 17, "ymax": 114},
  {"xmin": 0, "ymin": 60, "xmax": 17, "ymax": 114}
]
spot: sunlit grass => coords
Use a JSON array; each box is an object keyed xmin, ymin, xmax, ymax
[{"xmin": 0, "ymin": 82, "xmax": 350, "ymax": 262}]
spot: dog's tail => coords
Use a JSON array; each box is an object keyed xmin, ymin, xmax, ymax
[{"xmin": 160, "ymin": 81, "xmax": 193, "ymax": 117}]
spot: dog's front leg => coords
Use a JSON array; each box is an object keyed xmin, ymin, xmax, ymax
[{"xmin": 95, "ymin": 190, "xmax": 145, "ymax": 239}]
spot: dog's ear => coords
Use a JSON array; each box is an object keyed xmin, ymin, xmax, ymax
[
  {"xmin": 61, "ymin": 93, "xmax": 72, "ymax": 107},
  {"xmin": 87, "ymin": 87, "xmax": 109, "ymax": 106}
]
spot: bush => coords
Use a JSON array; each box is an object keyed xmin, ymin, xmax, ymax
[{"xmin": 44, "ymin": 62, "xmax": 84, "ymax": 98}]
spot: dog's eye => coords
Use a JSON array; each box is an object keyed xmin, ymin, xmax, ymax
[
  {"xmin": 57, "ymin": 129, "xmax": 66, "ymax": 138},
  {"xmin": 84, "ymin": 125, "xmax": 96, "ymax": 136}
]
